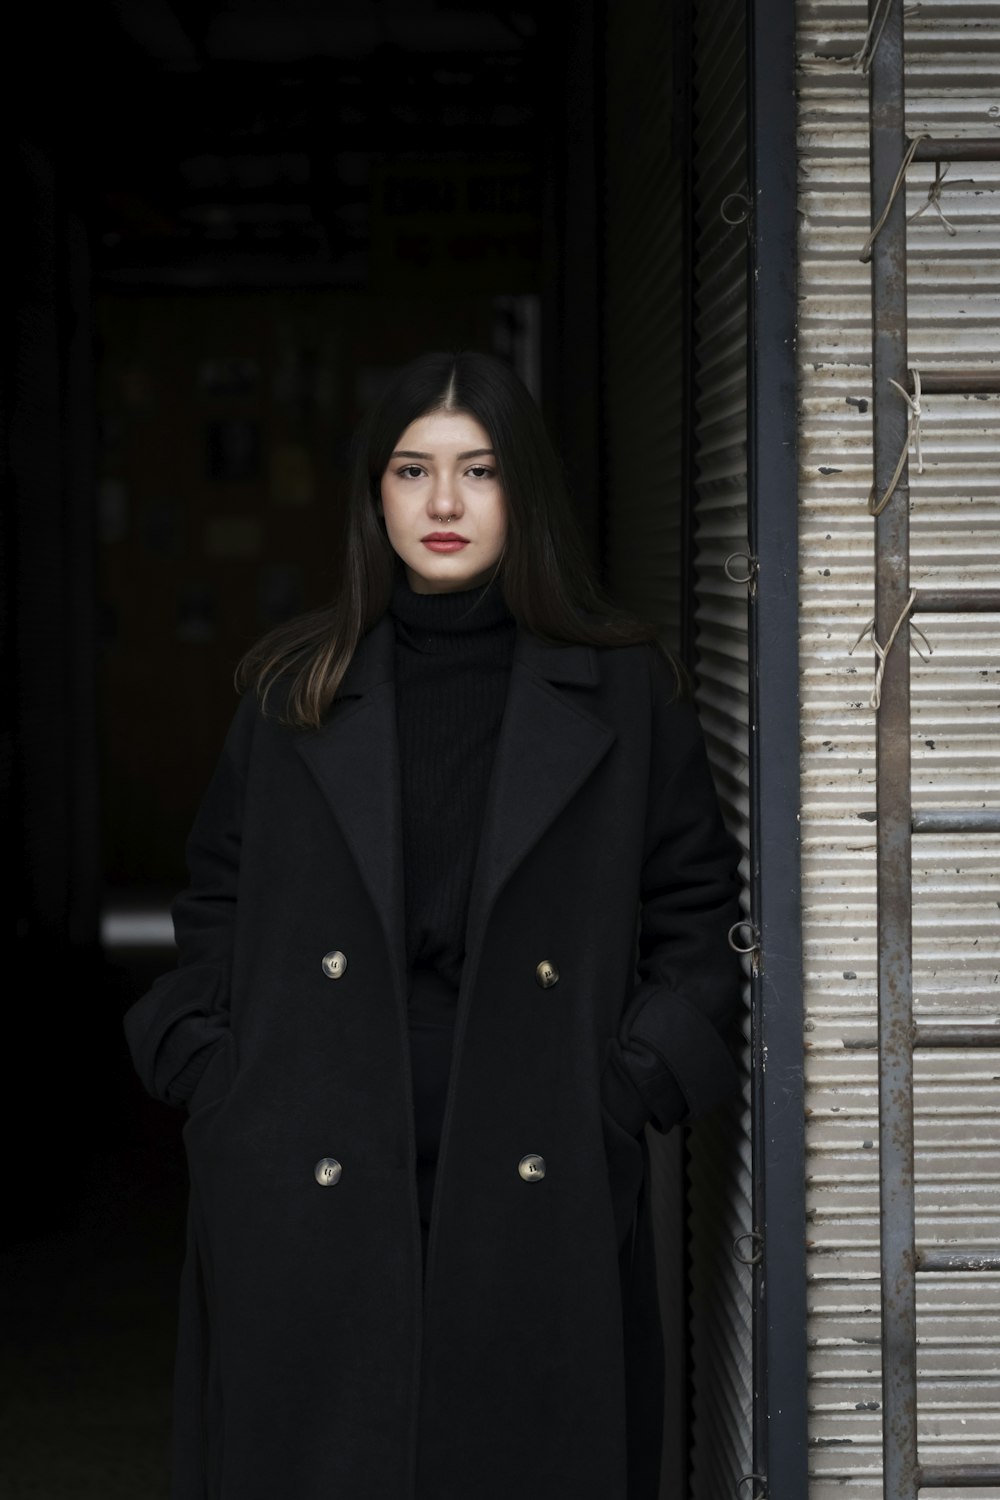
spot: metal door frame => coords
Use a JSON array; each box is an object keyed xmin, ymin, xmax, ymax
[{"xmin": 745, "ymin": 1, "xmax": 809, "ymax": 1495}]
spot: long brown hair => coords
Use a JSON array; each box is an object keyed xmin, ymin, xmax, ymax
[{"xmin": 236, "ymin": 350, "xmax": 669, "ymax": 728}]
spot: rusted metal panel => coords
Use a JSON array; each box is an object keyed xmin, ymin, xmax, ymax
[
  {"xmin": 866, "ymin": 7, "xmax": 919, "ymax": 1496},
  {"xmin": 796, "ymin": 0, "xmax": 1000, "ymax": 1494}
]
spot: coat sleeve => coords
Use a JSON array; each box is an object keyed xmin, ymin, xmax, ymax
[
  {"xmin": 122, "ymin": 692, "xmax": 256, "ymax": 1108},
  {"xmin": 601, "ymin": 645, "xmax": 745, "ymax": 1136}
]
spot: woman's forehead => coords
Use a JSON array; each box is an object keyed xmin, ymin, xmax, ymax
[{"xmin": 392, "ymin": 408, "xmax": 493, "ymax": 455}]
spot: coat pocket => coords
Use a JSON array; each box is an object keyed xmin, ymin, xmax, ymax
[
  {"xmin": 186, "ymin": 1029, "xmax": 239, "ymax": 1122},
  {"xmin": 599, "ymin": 1037, "xmax": 651, "ymax": 1138},
  {"xmin": 599, "ymin": 1100, "xmax": 645, "ymax": 1249}
]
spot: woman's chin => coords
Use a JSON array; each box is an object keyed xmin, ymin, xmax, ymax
[{"xmin": 403, "ymin": 557, "xmax": 495, "ymax": 594}]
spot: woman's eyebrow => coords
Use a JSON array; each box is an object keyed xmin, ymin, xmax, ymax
[{"xmin": 390, "ymin": 448, "xmax": 496, "ymax": 460}]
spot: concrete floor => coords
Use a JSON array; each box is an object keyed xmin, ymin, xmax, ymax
[{"xmin": 0, "ymin": 951, "xmax": 187, "ymax": 1500}]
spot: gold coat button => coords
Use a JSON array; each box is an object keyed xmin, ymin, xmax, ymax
[
  {"xmin": 518, "ymin": 1154, "xmax": 546, "ymax": 1182},
  {"xmin": 321, "ymin": 950, "xmax": 348, "ymax": 979},
  {"xmin": 535, "ymin": 959, "xmax": 559, "ymax": 989},
  {"xmin": 314, "ymin": 1157, "xmax": 342, "ymax": 1186}
]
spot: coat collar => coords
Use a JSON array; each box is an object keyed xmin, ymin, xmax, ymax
[
  {"xmin": 294, "ymin": 612, "xmax": 614, "ymax": 984},
  {"xmin": 333, "ymin": 610, "xmax": 602, "ymax": 697}
]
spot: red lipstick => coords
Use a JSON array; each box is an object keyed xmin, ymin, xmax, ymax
[{"xmin": 421, "ymin": 532, "xmax": 469, "ymax": 552}]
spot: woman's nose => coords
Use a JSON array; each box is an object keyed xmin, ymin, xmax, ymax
[{"xmin": 428, "ymin": 476, "xmax": 462, "ymax": 517}]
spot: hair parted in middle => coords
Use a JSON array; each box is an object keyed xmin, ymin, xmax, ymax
[{"xmin": 237, "ymin": 349, "xmax": 674, "ymax": 729}]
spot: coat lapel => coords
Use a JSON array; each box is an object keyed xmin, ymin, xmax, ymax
[
  {"xmin": 294, "ymin": 612, "xmax": 617, "ymax": 974},
  {"xmin": 294, "ymin": 615, "xmax": 407, "ymax": 983},
  {"xmin": 464, "ymin": 631, "xmax": 616, "ymax": 956}
]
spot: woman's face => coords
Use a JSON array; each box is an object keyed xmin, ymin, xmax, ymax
[{"xmin": 379, "ymin": 409, "xmax": 507, "ymax": 594}]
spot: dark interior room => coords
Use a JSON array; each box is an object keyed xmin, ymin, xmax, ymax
[{"xmin": 4, "ymin": 1, "xmax": 755, "ymax": 1494}]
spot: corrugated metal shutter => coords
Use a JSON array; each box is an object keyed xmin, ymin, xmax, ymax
[
  {"xmin": 602, "ymin": 4, "xmax": 692, "ymax": 1491},
  {"xmin": 796, "ymin": 1, "xmax": 1000, "ymax": 1492},
  {"xmin": 602, "ymin": 2, "xmax": 754, "ymax": 1494},
  {"xmin": 687, "ymin": 0, "xmax": 754, "ymax": 1496}
]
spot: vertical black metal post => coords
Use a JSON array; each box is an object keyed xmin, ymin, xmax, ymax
[
  {"xmin": 746, "ymin": 0, "xmax": 808, "ymax": 1494},
  {"xmin": 866, "ymin": 2, "xmax": 918, "ymax": 1496}
]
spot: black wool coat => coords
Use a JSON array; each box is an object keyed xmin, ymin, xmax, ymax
[{"xmin": 124, "ymin": 611, "xmax": 743, "ymax": 1500}]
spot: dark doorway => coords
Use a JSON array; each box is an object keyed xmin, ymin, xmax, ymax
[
  {"xmin": 5, "ymin": 6, "xmax": 594, "ymax": 1494},
  {"xmin": 3, "ymin": 3, "xmax": 774, "ymax": 1496}
]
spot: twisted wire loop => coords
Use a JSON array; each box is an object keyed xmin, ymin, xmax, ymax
[
  {"xmin": 908, "ymin": 159, "xmax": 963, "ymax": 237},
  {"xmin": 868, "ymin": 367, "xmax": 924, "ymax": 519},
  {"xmin": 860, "ymin": 134, "xmax": 931, "ymax": 263},
  {"xmin": 848, "ymin": 588, "xmax": 933, "ymax": 711}
]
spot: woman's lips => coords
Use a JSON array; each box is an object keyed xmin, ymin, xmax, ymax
[{"xmin": 421, "ymin": 536, "xmax": 469, "ymax": 553}]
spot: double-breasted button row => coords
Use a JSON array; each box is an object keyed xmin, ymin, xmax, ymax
[
  {"xmin": 315, "ymin": 1155, "xmax": 546, "ymax": 1186},
  {"xmin": 326, "ymin": 951, "xmax": 554, "ymax": 988},
  {"xmin": 328, "ymin": 949, "xmax": 552, "ymax": 988}
]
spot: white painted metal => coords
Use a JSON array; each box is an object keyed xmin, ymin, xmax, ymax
[{"xmin": 796, "ymin": 1, "xmax": 1000, "ymax": 1494}]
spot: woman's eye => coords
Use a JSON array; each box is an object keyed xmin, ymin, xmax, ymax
[
  {"xmin": 467, "ymin": 465, "xmax": 495, "ymax": 480},
  {"xmin": 397, "ymin": 465, "xmax": 424, "ymax": 479}
]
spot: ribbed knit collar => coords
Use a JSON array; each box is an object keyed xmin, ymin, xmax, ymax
[{"xmin": 388, "ymin": 564, "xmax": 515, "ymax": 654}]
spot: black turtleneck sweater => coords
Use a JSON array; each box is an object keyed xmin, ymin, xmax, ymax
[{"xmin": 389, "ymin": 565, "xmax": 517, "ymax": 1022}]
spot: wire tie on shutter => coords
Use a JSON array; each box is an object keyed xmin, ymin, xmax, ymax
[
  {"xmin": 908, "ymin": 619, "xmax": 932, "ymax": 662},
  {"xmin": 907, "ymin": 160, "xmax": 962, "ymax": 237},
  {"xmin": 848, "ymin": 0, "xmax": 920, "ymax": 73},
  {"xmin": 733, "ymin": 1231, "xmax": 764, "ymax": 1267},
  {"xmin": 850, "ymin": 0, "xmax": 892, "ymax": 71},
  {"xmin": 859, "ymin": 135, "xmax": 930, "ymax": 263},
  {"xmin": 728, "ymin": 919, "xmax": 761, "ymax": 978},
  {"xmin": 735, "ymin": 1473, "xmax": 768, "ymax": 1500},
  {"xmin": 848, "ymin": 588, "xmax": 932, "ymax": 711},
  {"xmin": 798, "ymin": 3, "xmax": 918, "ymax": 71},
  {"xmin": 867, "ymin": 367, "xmax": 924, "ymax": 518},
  {"xmin": 724, "ymin": 551, "xmax": 759, "ymax": 597}
]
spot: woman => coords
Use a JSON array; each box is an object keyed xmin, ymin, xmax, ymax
[{"xmin": 124, "ymin": 350, "xmax": 743, "ymax": 1500}]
